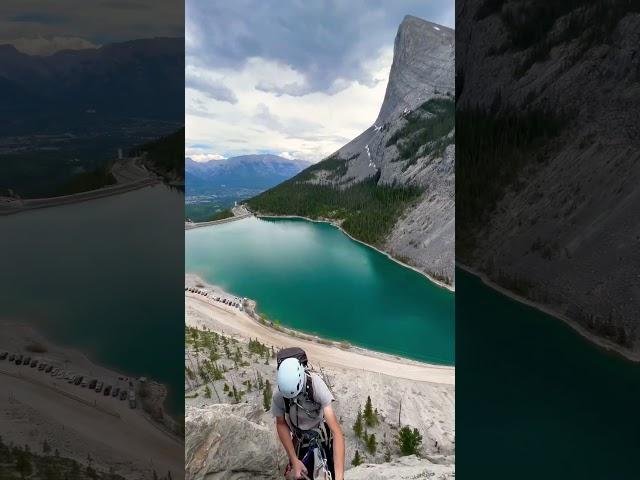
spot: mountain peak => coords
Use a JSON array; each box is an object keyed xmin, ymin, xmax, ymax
[{"xmin": 376, "ymin": 16, "xmax": 454, "ymax": 123}]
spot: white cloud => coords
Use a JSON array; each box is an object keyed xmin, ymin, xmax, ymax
[
  {"xmin": 4, "ymin": 36, "xmax": 98, "ymax": 55},
  {"xmin": 279, "ymin": 151, "xmax": 296, "ymax": 160},
  {"xmin": 189, "ymin": 153, "xmax": 226, "ymax": 162},
  {"xmin": 185, "ymin": 146, "xmax": 226, "ymax": 162},
  {"xmin": 185, "ymin": 67, "xmax": 237, "ymax": 104},
  {"xmin": 186, "ymin": 47, "xmax": 393, "ymax": 162}
]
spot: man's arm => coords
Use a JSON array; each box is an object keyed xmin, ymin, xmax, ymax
[
  {"xmin": 276, "ymin": 415, "xmax": 297, "ymax": 462},
  {"xmin": 323, "ymin": 404, "xmax": 345, "ymax": 480},
  {"xmin": 276, "ymin": 415, "xmax": 307, "ymax": 479}
]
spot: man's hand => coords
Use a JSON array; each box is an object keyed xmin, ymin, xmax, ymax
[
  {"xmin": 323, "ymin": 404, "xmax": 345, "ymax": 480},
  {"xmin": 276, "ymin": 416, "xmax": 307, "ymax": 479},
  {"xmin": 290, "ymin": 457, "xmax": 308, "ymax": 479}
]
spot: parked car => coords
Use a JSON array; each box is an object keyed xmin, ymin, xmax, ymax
[
  {"xmin": 9, "ymin": 354, "xmax": 15, "ymax": 361},
  {"xmin": 74, "ymin": 376, "xmax": 83, "ymax": 386},
  {"xmin": 112, "ymin": 387, "xmax": 120, "ymax": 397},
  {"xmin": 23, "ymin": 356, "xmax": 31, "ymax": 365},
  {"xmin": 0, "ymin": 351, "xmax": 8, "ymax": 360},
  {"xmin": 38, "ymin": 363, "xmax": 46, "ymax": 370},
  {"xmin": 119, "ymin": 390, "xmax": 128, "ymax": 400},
  {"xmin": 95, "ymin": 382, "xmax": 104, "ymax": 393},
  {"xmin": 16, "ymin": 355, "xmax": 23, "ymax": 365},
  {"xmin": 103, "ymin": 385, "xmax": 112, "ymax": 396},
  {"xmin": 81, "ymin": 379, "xmax": 88, "ymax": 388},
  {"xmin": 89, "ymin": 379, "xmax": 97, "ymax": 389},
  {"xmin": 128, "ymin": 391, "xmax": 136, "ymax": 408},
  {"xmin": 30, "ymin": 359, "xmax": 38, "ymax": 368},
  {"xmin": 45, "ymin": 365, "xmax": 53, "ymax": 373}
]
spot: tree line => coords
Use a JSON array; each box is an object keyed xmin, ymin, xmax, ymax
[{"xmin": 248, "ymin": 175, "xmax": 422, "ymax": 246}]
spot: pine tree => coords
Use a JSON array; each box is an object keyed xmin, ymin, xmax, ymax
[
  {"xmin": 232, "ymin": 385, "xmax": 239, "ymax": 402},
  {"xmin": 351, "ymin": 450, "xmax": 363, "ymax": 467},
  {"xmin": 364, "ymin": 396, "xmax": 377, "ymax": 427},
  {"xmin": 396, "ymin": 426, "xmax": 423, "ymax": 456},
  {"xmin": 16, "ymin": 448, "xmax": 32, "ymax": 479},
  {"xmin": 353, "ymin": 407, "xmax": 363, "ymax": 438},
  {"xmin": 367, "ymin": 433, "xmax": 377, "ymax": 455},
  {"xmin": 204, "ymin": 385, "xmax": 211, "ymax": 399},
  {"xmin": 263, "ymin": 380, "xmax": 272, "ymax": 411}
]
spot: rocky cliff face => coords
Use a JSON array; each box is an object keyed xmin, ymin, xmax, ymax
[
  {"xmin": 186, "ymin": 405, "xmax": 454, "ymax": 480},
  {"xmin": 457, "ymin": 2, "xmax": 640, "ymax": 355},
  {"xmin": 308, "ymin": 16, "xmax": 455, "ymax": 285},
  {"xmin": 347, "ymin": 455, "xmax": 454, "ymax": 479},
  {"xmin": 185, "ymin": 404, "xmax": 286, "ymax": 480},
  {"xmin": 184, "ymin": 312, "xmax": 455, "ymax": 480}
]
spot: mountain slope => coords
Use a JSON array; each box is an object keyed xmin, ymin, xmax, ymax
[
  {"xmin": 248, "ymin": 16, "xmax": 455, "ymax": 286},
  {"xmin": 457, "ymin": 1, "xmax": 640, "ymax": 355}
]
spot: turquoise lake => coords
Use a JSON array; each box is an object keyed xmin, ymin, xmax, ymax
[
  {"xmin": 1, "ymin": 185, "xmax": 185, "ymax": 416},
  {"xmin": 456, "ymin": 268, "xmax": 640, "ymax": 479},
  {"xmin": 185, "ymin": 217, "xmax": 455, "ymax": 365}
]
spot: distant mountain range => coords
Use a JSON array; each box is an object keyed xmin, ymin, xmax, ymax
[
  {"xmin": 185, "ymin": 155, "xmax": 311, "ymax": 195},
  {"xmin": 0, "ymin": 37, "xmax": 184, "ymax": 129}
]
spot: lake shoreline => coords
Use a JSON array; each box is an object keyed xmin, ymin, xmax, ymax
[
  {"xmin": 457, "ymin": 262, "xmax": 639, "ymax": 363},
  {"xmin": 185, "ymin": 273, "xmax": 456, "ymax": 377},
  {"xmin": 0, "ymin": 322, "xmax": 184, "ymax": 479},
  {"xmin": 253, "ymin": 213, "xmax": 455, "ymax": 292},
  {"xmin": 0, "ymin": 178, "xmax": 159, "ymax": 216}
]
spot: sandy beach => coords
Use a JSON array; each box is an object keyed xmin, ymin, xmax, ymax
[
  {"xmin": 184, "ymin": 275, "xmax": 454, "ymax": 385},
  {"xmin": 457, "ymin": 262, "xmax": 640, "ymax": 363},
  {"xmin": 0, "ymin": 323, "xmax": 184, "ymax": 480}
]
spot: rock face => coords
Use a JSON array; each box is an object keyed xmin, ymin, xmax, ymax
[
  {"xmin": 185, "ymin": 404, "xmax": 287, "ymax": 480},
  {"xmin": 184, "ymin": 314, "xmax": 455, "ymax": 480},
  {"xmin": 457, "ymin": 3, "xmax": 640, "ymax": 355},
  {"xmin": 186, "ymin": 406, "xmax": 454, "ymax": 480},
  {"xmin": 376, "ymin": 16, "xmax": 455, "ymax": 124},
  {"xmin": 309, "ymin": 16, "xmax": 455, "ymax": 284},
  {"xmin": 346, "ymin": 455, "xmax": 454, "ymax": 480}
]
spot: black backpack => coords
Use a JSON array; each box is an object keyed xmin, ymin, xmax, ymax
[{"xmin": 276, "ymin": 347, "xmax": 316, "ymax": 415}]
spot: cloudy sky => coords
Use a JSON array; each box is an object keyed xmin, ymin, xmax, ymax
[
  {"xmin": 1, "ymin": 1, "xmax": 183, "ymax": 55},
  {"xmin": 186, "ymin": 0, "xmax": 454, "ymax": 163}
]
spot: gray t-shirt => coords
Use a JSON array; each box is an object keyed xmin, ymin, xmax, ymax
[{"xmin": 271, "ymin": 372, "xmax": 334, "ymax": 431}]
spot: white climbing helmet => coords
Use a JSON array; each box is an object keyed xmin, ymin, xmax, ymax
[{"xmin": 277, "ymin": 357, "xmax": 305, "ymax": 399}]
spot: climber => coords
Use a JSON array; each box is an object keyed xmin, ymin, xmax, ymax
[{"xmin": 271, "ymin": 347, "xmax": 345, "ymax": 480}]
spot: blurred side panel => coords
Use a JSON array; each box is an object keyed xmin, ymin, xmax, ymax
[
  {"xmin": 0, "ymin": 1, "xmax": 185, "ymax": 479},
  {"xmin": 456, "ymin": 1, "xmax": 640, "ymax": 478}
]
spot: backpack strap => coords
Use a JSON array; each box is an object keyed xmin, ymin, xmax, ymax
[{"xmin": 284, "ymin": 371, "xmax": 319, "ymax": 429}]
